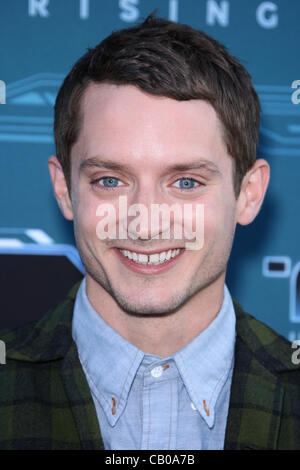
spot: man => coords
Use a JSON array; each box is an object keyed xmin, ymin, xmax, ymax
[{"xmin": 0, "ymin": 14, "xmax": 299, "ymax": 451}]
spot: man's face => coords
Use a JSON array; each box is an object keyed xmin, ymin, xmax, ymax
[{"xmin": 68, "ymin": 83, "xmax": 240, "ymax": 315}]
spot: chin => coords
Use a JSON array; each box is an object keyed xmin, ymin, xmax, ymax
[
  {"xmin": 111, "ymin": 287, "xmax": 190, "ymax": 317},
  {"xmin": 115, "ymin": 301, "xmax": 179, "ymax": 317}
]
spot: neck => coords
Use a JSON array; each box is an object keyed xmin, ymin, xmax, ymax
[{"xmin": 85, "ymin": 275, "xmax": 225, "ymax": 357}]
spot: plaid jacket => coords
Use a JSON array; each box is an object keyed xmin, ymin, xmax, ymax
[{"xmin": 0, "ymin": 282, "xmax": 300, "ymax": 450}]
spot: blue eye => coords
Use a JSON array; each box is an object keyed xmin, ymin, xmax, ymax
[
  {"xmin": 173, "ymin": 178, "xmax": 199, "ymax": 190},
  {"xmin": 98, "ymin": 177, "xmax": 123, "ymax": 188}
]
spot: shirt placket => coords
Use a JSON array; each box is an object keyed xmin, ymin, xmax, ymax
[{"xmin": 141, "ymin": 360, "xmax": 178, "ymax": 450}]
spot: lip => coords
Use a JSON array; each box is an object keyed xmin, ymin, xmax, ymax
[
  {"xmin": 115, "ymin": 246, "xmax": 184, "ymax": 255},
  {"xmin": 114, "ymin": 247, "xmax": 185, "ymax": 274}
]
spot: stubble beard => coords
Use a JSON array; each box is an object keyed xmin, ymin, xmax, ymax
[{"xmin": 76, "ymin": 240, "xmax": 228, "ymax": 318}]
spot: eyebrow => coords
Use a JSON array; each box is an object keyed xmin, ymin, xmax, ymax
[
  {"xmin": 79, "ymin": 157, "xmax": 127, "ymax": 174},
  {"xmin": 166, "ymin": 161, "xmax": 221, "ymax": 175},
  {"xmin": 79, "ymin": 156, "xmax": 221, "ymax": 176}
]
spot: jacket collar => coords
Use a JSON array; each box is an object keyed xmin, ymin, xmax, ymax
[
  {"xmin": 5, "ymin": 284, "xmax": 293, "ymax": 450},
  {"xmin": 4, "ymin": 281, "xmax": 104, "ymax": 450},
  {"xmin": 5, "ymin": 282, "xmax": 80, "ymax": 362},
  {"xmin": 224, "ymin": 299, "xmax": 291, "ymax": 450}
]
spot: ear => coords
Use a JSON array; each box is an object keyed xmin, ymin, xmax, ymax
[
  {"xmin": 236, "ymin": 158, "xmax": 270, "ymax": 226},
  {"xmin": 48, "ymin": 155, "xmax": 74, "ymax": 221}
]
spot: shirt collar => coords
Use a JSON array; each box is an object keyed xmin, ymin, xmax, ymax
[
  {"xmin": 174, "ymin": 284, "xmax": 236, "ymax": 428},
  {"xmin": 72, "ymin": 278, "xmax": 144, "ymax": 426},
  {"xmin": 72, "ymin": 278, "xmax": 235, "ymax": 428}
]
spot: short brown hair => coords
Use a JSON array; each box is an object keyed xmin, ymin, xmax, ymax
[{"xmin": 54, "ymin": 12, "xmax": 261, "ymax": 198}]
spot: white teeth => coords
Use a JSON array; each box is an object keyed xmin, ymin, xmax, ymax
[
  {"xmin": 149, "ymin": 253, "xmax": 159, "ymax": 264},
  {"xmin": 119, "ymin": 248, "xmax": 182, "ymax": 265},
  {"xmin": 138, "ymin": 254, "xmax": 148, "ymax": 264}
]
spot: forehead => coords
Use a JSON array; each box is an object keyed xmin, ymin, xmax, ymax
[{"xmin": 72, "ymin": 82, "xmax": 231, "ymax": 173}]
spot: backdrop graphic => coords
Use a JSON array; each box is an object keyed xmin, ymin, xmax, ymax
[{"xmin": 0, "ymin": 0, "xmax": 299, "ymax": 339}]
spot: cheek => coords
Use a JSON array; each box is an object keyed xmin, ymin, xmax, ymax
[
  {"xmin": 75, "ymin": 191, "xmax": 122, "ymax": 244},
  {"xmin": 202, "ymin": 195, "xmax": 236, "ymax": 247},
  {"xmin": 73, "ymin": 190, "xmax": 100, "ymax": 240}
]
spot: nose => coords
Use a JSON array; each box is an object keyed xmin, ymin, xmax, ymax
[
  {"xmin": 119, "ymin": 186, "xmax": 172, "ymax": 242},
  {"xmin": 131, "ymin": 186, "xmax": 161, "ymax": 241}
]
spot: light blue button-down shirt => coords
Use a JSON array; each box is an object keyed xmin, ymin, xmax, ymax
[{"xmin": 72, "ymin": 278, "xmax": 236, "ymax": 450}]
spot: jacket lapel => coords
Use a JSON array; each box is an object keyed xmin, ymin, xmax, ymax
[
  {"xmin": 224, "ymin": 301, "xmax": 285, "ymax": 450},
  {"xmin": 58, "ymin": 282, "xmax": 105, "ymax": 449},
  {"xmin": 60, "ymin": 339, "xmax": 104, "ymax": 450},
  {"xmin": 6, "ymin": 281, "xmax": 104, "ymax": 450}
]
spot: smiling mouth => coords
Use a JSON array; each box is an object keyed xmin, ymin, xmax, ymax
[{"xmin": 117, "ymin": 248, "xmax": 184, "ymax": 266}]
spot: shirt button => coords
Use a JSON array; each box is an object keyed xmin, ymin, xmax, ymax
[
  {"xmin": 150, "ymin": 365, "xmax": 163, "ymax": 378},
  {"xmin": 190, "ymin": 402, "xmax": 197, "ymax": 411}
]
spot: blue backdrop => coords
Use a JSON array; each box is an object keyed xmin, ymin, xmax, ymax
[{"xmin": 0, "ymin": 0, "xmax": 299, "ymax": 339}]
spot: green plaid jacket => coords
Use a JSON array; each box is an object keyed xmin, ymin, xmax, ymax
[{"xmin": 0, "ymin": 282, "xmax": 300, "ymax": 450}]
